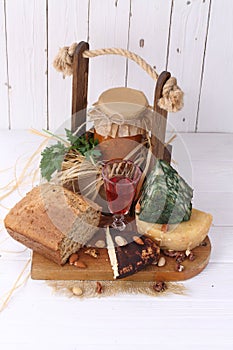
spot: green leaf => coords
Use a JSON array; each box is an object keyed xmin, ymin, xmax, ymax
[
  {"xmin": 40, "ymin": 129, "xmax": 101, "ymax": 181},
  {"xmin": 65, "ymin": 128, "xmax": 77, "ymax": 145},
  {"xmin": 84, "ymin": 149, "xmax": 102, "ymax": 161},
  {"xmin": 40, "ymin": 141, "xmax": 68, "ymax": 181}
]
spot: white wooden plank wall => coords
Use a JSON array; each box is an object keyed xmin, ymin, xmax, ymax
[
  {"xmin": 5, "ymin": 0, "xmax": 47, "ymax": 129},
  {"xmin": 127, "ymin": 0, "xmax": 172, "ymax": 104},
  {"xmin": 0, "ymin": 0, "xmax": 9, "ymax": 129},
  {"xmin": 0, "ymin": 0, "xmax": 233, "ymax": 132},
  {"xmin": 197, "ymin": 0, "xmax": 233, "ymax": 132},
  {"xmin": 88, "ymin": 0, "xmax": 130, "ymax": 107},
  {"xmin": 166, "ymin": 0, "xmax": 211, "ymax": 132},
  {"xmin": 48, "ymin": 0, "xmax": 89, "ymax": 131}
]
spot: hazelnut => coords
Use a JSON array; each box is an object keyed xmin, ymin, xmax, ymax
[{"xmin": 72, "ymin": 286, "xmax": 83, "ymax": 296}]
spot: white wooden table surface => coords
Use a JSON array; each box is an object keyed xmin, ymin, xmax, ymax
[{"xmin": 0, "ymin": 130, "xmax": 233, "ymax": 350}]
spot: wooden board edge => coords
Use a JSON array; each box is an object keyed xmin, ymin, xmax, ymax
[{"xmin": 31, "ymin": 237, "xmax": 211, "ymax": 282}]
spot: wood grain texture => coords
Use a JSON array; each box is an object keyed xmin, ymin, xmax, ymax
[
  {"xmin": 31, "ymin": 237, "xmax": 211, "ymax": 281},
  {"xmin": 167, "ymin": 0, "xmax": 211, "ymax": 132},
  {"xmin": 1, "ymin": 1, "xmax": 233, "ymax": 133},
  {"xmin": 197, "ymin": 0, "xmax": 233, "ymax": 132},
  {"xmin": 192, "ymin": 160, "xmax": 233, "ymax": 193},
  {"xmin": 0, "ymin": 1, "xmax": 9, "ymax": 129},
  {"xmin": 88, "ymin": 0, "xmax": 130, "ymax": 106},
  {"xmin": 71, "ymin": 41, "xmax": 89, "ymax": 133},
  {"xmin": 127, "ymin": 0, "xmax": 172, "ymax": 104},
  {"xmin": 194, "ymin": 192, "xmax": 233, "ymax": 227},
  {"xmin": 152, "ymin": 71, "xmax": 171, "ymax": 160},
  {"xmin": 174, "ymin": 132, "xmax": 233, "ymax": 162},
  {"xmin": 5, "ymin": 0, "xmax": 47, "ymax": 129},
  {"xmin": 1, "ymin": 131, "xmax": 233, "ymax": 348},
  {"xmin": 209, "ymin": 226, "xmax": 233, "ymax": 263},
  {"xmin": 48, "ymin": 0, "xmax": 89, "ymax": 131}
]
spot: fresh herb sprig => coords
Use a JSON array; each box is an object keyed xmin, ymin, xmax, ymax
[{"xmin": 40, "ymin": 129, "xmax": 101, "ymax": 181}]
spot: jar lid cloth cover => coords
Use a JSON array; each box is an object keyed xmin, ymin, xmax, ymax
[{"xmin": 88, "ymin": 87, "xmax": 154, "ymax": 138}]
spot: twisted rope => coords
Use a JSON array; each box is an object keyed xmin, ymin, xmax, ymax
[
  {"xmin": 83, "ymin": 48, "xmax": 159, "ymax": 81},
  {"xmin": 53, "ymin": 43, "xmax": 183, "ymax": 112}
]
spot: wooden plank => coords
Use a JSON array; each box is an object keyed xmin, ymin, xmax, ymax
[
  {"xmin": 167, "ymin": 0, "xmax": 211, "ymax": 132},
  {"xmin": 31, "ymin": 237, "xmax": 211, "ymax": 281},
  {"xmin": 173, "ymin": 133, "xmax": 233, "ymax": 162},
  {"xmin": 197, "ymin": 0, "xmax": 233, "ymax": 132},
  {"xmin": 209, "ymin": 226, "xmax": 233, "ymax": 263},
  {"xmin": 5, "ymin": 0, "xmax": 47, "ymax": 129},
  {"xmin": 194, "ymin": 192, "xmax": 233, "ymax": 227},
  {"xmin": 88, "ymin": 0, "xmax": 130, "ymax": 106},
  {"xmin": 192, "ymin": 160, "xmax": 233, "ymax": 193},
  {"xmin": 71, "ymin": 41, "xmax": 89, "ymax": 133},
  {"xmin": 1, "ymin": 130, "xmax": 233, "ymax": 348},
  {"xmin": 1, "ymin": 285, "xmax": 233, "ymax": 347},
  {"xmin": 127, "ymin": 0, "xmax": 172, "ymax": 104},
  {"xmin": 48, "ymin": 0, "xmax": 89, "ymax": 131},
  {"xmin": 152, "ymin": 71, "xmax": 171, "ymax": 160},
  {"xmin": 0, "ymin": 1, "xmax": 9, "ymax": 129}
]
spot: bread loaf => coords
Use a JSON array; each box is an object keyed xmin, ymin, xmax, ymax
[{"xmin": 4, "ymin": 184, "xmax": 101, "ymax": 265}]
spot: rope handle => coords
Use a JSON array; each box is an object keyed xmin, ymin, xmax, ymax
[{"xmin": 53, "ymin": 43, "xmax": 184, "ymax": 112}]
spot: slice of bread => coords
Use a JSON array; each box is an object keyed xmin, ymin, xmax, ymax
[
  {"xmin": 136, "ymin": 208, "xmax": 213, "ymax": 251},
  {"xmin": 4, "ymin": 184, "xmax": 101, "ymax": 265}
]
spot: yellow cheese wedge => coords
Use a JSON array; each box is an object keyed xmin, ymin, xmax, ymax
[{"xmin": 135, "ymin": 208, "xmax": 213, "ymax": 251}]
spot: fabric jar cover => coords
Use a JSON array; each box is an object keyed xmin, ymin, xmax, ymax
[{"xmin": 88, "ymin": 87, "xmax": 153, "ymax": 138}]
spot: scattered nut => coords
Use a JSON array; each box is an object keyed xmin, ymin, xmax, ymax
[
  {"xmin": 96, "ymin": 281, "xmax": 103, "ymax": 294},
  {"xmin": 85, "ymin": 248, "xmax": 99, "ymax": 258},
  {"xmin": 69, "ymin": 253, "xmax": 79, "ymax": 265},
  {"xmin": 153, "ymin": 281, "xmax": 167, "ymax": 292},
  {"xmin": 95, "ymin": 240, "xmax": 106, "ymax": 248},
  {"xmin": 72, "ymin": 286, "xmax": 83, "ymax": 296},
  {"xmin": 154, "ymin": 239, "xmax": 162, "ymax": 247},
  {"xmin": 176, "ymin": 263, "xmax": 184, "ymax": 272},
  {"xmin": 161, "ymin": 224, "xmax": 169, "ymax": 233},
  {"xmin": 163, "ymin": 249, "xmax": 178, "ymax": 258},
  {"xmin": 158, "ymin": 256, "xmax": 166, "ymax": 267},
  {"xmin": 189, "ymin": 252, "xmax": 196, "ymax": 261},
  {"xmin": 185, "ymin": 249, "xmax": 191, "ymax": 257},
  {"xmin": 135, "ymin": 202, "xmax": 141, "ymax": 214},
  {"xmin": 133, "ymin": 235, "xmax": 144, "ymax": 245},
  {"xmin": 74, "ymin": 260, "xmax": 87, "ymax": 268},
  {"xmin": 115, "ymin": 235, "xmax": 128, "ymax": 247},
  {"xmin": 175, "ymin": 252, "xmax": 186, "ymax": 263}
]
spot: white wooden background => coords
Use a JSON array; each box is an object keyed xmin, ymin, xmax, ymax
[{"xmin": 0, "ymin": 0, "xmax": 233, "ymax": 133}]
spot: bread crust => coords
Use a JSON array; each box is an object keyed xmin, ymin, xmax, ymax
[
  {"xmin": 6, "ymin": 228, "xmax": 64, "ymax": 265},
  {"xmin": 4, "ymin": 184, "xmax": 101, "ymax": 265}
]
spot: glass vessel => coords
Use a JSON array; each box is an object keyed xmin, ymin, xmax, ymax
[{"xmin": 102, "ymin": 159, "xmax": 142, "ymax": 231}]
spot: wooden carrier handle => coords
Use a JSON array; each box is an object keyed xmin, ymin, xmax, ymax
[
  {"xmin": 71, "ymin": 41, "xmax": 89, "ymax": 134},
  {"xmin": 71, "ymin": 41, "xmax": 171, "ymax": 162}
]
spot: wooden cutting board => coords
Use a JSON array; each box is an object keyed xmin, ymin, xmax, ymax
[{"xmin": 31, "ymin": 237, "xmax": 211, "ymax": 281}]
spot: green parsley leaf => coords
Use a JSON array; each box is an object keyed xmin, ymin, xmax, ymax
[
  {"xmin": 40, "ymin": 141, "xmax": 68, "ymax": 181},
  {"xmin": 84, "ymin": 149, "xmax": 102, "ymax": 161},
  {"xmin": 40, "ymin": 129, "xmax": 101, "ymax": 181}
]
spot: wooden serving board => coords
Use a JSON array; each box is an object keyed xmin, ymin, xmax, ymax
[{"xmin": 31, "ymin": 237, "xmax": 211, "ymax": 282}]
